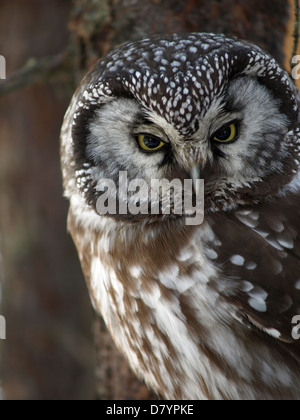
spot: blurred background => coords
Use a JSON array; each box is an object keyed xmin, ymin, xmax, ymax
[
  {"xmin": 0, "ymin": 0, "xmax": 299, "ymax": 400},
  {"xmin": 0, "ymin": 0, "xmax": 95, "ymax": 400}
]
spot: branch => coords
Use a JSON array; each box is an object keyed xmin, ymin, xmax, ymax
[{"xmin": 0, "ymin": 53, "xmax": 67, "ymax": 97}]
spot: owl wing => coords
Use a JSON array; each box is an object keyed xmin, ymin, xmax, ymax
[{"xmin": 210, "ymin": 190, "xmax": 300, "ymax": 356}]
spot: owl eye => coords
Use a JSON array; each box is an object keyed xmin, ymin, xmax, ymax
[
  {"xmin": 137, "ymin": 134, "xmax": 166, "ymax": 152},
  {"xmin": 212, "ymin": 123, "xmax": 238, "ymax": 144}
]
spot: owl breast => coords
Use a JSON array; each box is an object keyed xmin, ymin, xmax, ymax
[{"xmin": 68, "ymin": 204, "xmax": 300, "ymax": 400}]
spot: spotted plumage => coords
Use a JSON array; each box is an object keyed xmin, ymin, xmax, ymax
[{"xmin": 61, "ymin": 33, "xmax": 300, "ymax": 400}]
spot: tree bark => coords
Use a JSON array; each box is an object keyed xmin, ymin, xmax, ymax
[{"xmin": 70, "ymin": 0, "xmax": 290, "ymax": 81}]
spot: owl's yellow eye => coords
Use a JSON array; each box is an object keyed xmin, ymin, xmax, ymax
[
  {"xmin": 137, "ymin": 134, "xmax": 166, "ymax": 152},
  {"xmin": 213, "ymin": 123, "xmax": 238, "ymax": 144}
]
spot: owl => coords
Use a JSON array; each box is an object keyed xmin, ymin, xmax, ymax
[{"xmin": 61, "ymin": 33, "xmax": 300, "ymax": 400}]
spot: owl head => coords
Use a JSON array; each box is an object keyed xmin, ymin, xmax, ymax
[{"xmin": 61, "ymin": 33, "xmax": 300, "ymax": 224}]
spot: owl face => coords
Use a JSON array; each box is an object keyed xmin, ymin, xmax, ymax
[{"xmin": 68, "ymin": 33, "xmax": 300, "ymax": 222}]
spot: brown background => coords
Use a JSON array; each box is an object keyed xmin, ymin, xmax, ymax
[
  {"xmin": 0, "ymin": 0, "xmax": 299, "ymax": 400},
  {"xmin": 0, "ymin": 0, "xmax": 94, "ymax": 400}
]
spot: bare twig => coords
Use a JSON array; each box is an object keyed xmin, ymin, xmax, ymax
[{"xmin": 0, "ymin": 53, "xmax": 67, "ymax": 97}]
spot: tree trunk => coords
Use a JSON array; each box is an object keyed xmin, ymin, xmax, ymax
[
  {"xmin": 69, "ymin": 0, "xmax": 290, "ymax": 80},
  {"xmin": 0, "ymin": 0, "xmax": 296, "ymax": 401}
]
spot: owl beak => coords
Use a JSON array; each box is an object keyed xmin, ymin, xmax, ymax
[{"xmin": 191, "ymin": 166, "xmax": 201, "ymax": 196}]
